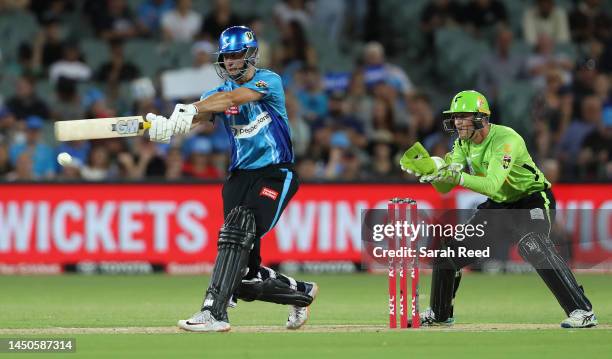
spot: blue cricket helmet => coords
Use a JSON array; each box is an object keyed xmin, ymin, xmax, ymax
[{"xmin": 215, "ymin": 26, "xmax": 259, "ymax": 81}]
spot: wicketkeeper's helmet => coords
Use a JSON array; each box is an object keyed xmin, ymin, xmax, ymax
[{"xmin": 442, "ymin": 90, "xmax": 491, "ymax": 133}]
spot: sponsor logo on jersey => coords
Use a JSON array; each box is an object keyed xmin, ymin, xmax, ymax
[
  {"xmin": 260, "ymin": 187, "xmax": 278, "ymax": 200},
  {"xmin": 225, "ymin": 106, "xmax": 239, "ymax": 115},
  {"xmin": 230, "ymin": 111, "xmax": 272, "ymax": 139},
  {"xmin": 255, "ymin": 80, "xmax": 268, "ymax": 88},
  {"xmin": 502, "ymin": 154, "xmax": 511, "ymax": 169}
]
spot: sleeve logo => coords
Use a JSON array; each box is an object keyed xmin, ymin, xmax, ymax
[
  {"xmin": 255, "ymin": 80, "xmax": 268, "ymax": 88},
  {"xmin": 502, "ymin": 154, "xmax": 511, "ymax": 169}
]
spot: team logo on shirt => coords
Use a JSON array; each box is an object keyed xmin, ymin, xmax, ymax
[
  {"xmin": 255, "ymin": 80, "xmax": 268, "ymax": 88},
  {"xmin": 502, "ymin": 154, "xmax": 511, "ymax": 169},
  {"xmin": 260, "ymin": 187, "xmax": 278, "ymax": 200}
]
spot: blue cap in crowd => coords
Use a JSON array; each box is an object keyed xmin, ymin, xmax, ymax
[
  {"xmin": 26, "ymin": 115, "xmax": 44, "ymax": 130},
  {"xmin": 189, "ymin": 137, "xmax": 213, "ymax": 155}
]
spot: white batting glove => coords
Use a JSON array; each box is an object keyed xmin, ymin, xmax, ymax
[
  {"xmin": 146, "ymin": 113, "xmax": 175, "ymax": 143},
  {"xmin": 169, "ymin": 103, "xmax": 197, "ymax": 135}
]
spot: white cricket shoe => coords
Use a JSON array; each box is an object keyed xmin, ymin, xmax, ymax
[
  {"xmin": 417, "ymin": 307, "xmax": 455, "ymax": 327},
  {"xmin": 561, "ymin": 309, "xmax": 597, "ymax": 328},
  {"xmin": 286, "ymin": 282, "xmax": 319, "ymax": 330},
  {"xmin": 177, "ymin": 310, "xmax": 230, "ymax": 332}
]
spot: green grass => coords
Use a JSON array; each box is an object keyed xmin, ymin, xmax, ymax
[{"xmin": 0, "ymin": 273, "xmax": 611, "ymax": 358}]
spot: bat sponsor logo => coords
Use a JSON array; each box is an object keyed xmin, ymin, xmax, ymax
[{"xmin": 112, "ymin": 119, "xmax": 140, "ymax": 135}]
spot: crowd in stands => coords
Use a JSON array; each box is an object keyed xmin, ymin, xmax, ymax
[{"xmin": 0, "ymin": 0, "xmax": 610, "ymax": 183}]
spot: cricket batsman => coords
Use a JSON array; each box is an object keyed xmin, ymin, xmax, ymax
[
  {"xmin": 400, "ymin": 90, "xmax": 597, "ymax": 328},
  {"xmin": 146, "ymin": 26, "xmax": 318, "ymax": 332}
]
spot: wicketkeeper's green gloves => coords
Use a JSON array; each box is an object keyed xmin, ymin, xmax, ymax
[
  {"xmin": 400, "ymin": 142, "xmax": 435, "ymax": 176},
  {"xmin": 420, "ymin": 163, "xmax": 465, "ymax": 185}
]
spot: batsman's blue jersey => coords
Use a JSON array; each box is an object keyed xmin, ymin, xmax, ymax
[{"xmin": 201, "ymin": 69, "xmax": 294, "ymax": 171}]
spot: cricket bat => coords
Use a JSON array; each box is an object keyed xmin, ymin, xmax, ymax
[{"xmin": 54, "ymin": 116, "xmax": 151, "ymax": 141}]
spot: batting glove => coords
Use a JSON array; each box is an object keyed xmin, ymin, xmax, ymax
[
  {"xmin": 146, "ymin": 113, "xmax": 174, "ymax": 143},
  {"xmin": 169, "ymin": 103, "xmax": 197, "ymax": 135}
]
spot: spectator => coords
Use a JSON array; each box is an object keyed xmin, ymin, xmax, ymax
[
  {"xmin": 364, "ymin": 130, "xmax": 398, "ymax": 179},
  {"xmin": 48, "ymin": 44, "xmax": 92, "ymax": 83},
  {"xmin": 313, "ymin": 91, "xmax": 366, "ymax": 151},
  {"xmin": 9, "ymin": 116, "xmax": 56, "ymax": 179},
  {"xmin": 576, "ymin": 96, "xmax": 610, "ymax": 178},
  {"xmin": 30, "ymin": 0, "xmax": 75, "ymax": 24},
  {"xmin": 91, "ymin": 0, "xmax": 141, "ymax": 41},
  {"xmin": 593, "ymin": 73, "xmax": 612, "ymax": 127},
  {"xmin": 95, "ymin": 39, "xmax": 141, "ymax": 85},
  {"xmin": 118, "ymin": 137, "xmax": 165, "ymax": 179},
  {"xmin": 557, "ymin": 95, "xmax": 602, "ymax": 178},
  {"xmin": 137, "ymin": 0, "xmax": 174, "ymax": 36},
  {"xmin": 477, "ymin": 26, "xmax": 525, "ymax": 101},
  {"xmin": 190, "ymin": 41, "xmax": 219, "ymax": 88},
  {"xmin": 295, "ymin": 67, "xmax": 327, "ymax": 122},
  {"xmin": 295, "ymin": 156, "xmax": 320, "ymax": 181},
  {"xmin": 82, "ymin": 88, "xmax": 116, "ymax": 119},
  {"xmin": 6, "ymin": 76, "xmax": 50, "ymax": 121},
  {"xmin": 0, "ymin": 143, "xmax": 14, "ymax": 176},
  {"xmin": 161, "ymin": 0, "xmax": 202, "ymax": 42},
  {"xmin": 569, "ymin": 0, "xmax": 612, "ymax": 44},
  {"xmin": 182, "ymin": 137, "xmax": 221, "ymax": 179},
  {"xmin": 571, "ymin": 57, "xmax": 599, "ymax": 114},
  {"xmin": 200, "ymin": 0, "xmax": 243, "ymax": 41},
  {"xmin": 273, "ymin": 20, "xmax": 317, "ymax": 78},
  {"xmin": 362, "ymin": 41, "xmax": 414, "ymax": 96},
  {"xmin": 408, "ymin": 93, "xmax": 439, "ymax": 146},
  {"xmin": 345, "ymin": 69, "xmax": 373, "ymax": 130},
  {"xmin": 323, "ymin": 131, "xmax": 362, "ymax": 180},
  {"xmin": 286, "ymin": 91, "xmax": 311, "ymax": 158},
  {"xmin": 5, "ymin": 152, "xmax": 36, "ymax": 181},
  {"xmin": 274, "ymin": 0, "xmax": 311, "ymax": 29},
  {"xmin": 370, "ymin": 97, "xmax": 395, "ymax": 135},
  {"xmin": 0, "ymin": 108, "xmax": 18, "ymax": 144},
  {"xmin": 81, "ymin": 145, "xmax": 113, "ymax": 180},
  {"xmin": 532, "ymin": 68, "xmax": 573, "ymax": 160},
  {"xmin": 31, "ymin": 15, "xmax": 65, "ymax": 71},
  {"xmin": 56, "ymin": 157, "xmax": 83, "ymax": 181},
  {"xmin": 248, "ymin": 17, "xmax": 271, "ymax": 68},
  {"xmin": 525, "ymin": 33, "xmax": 573, "ymax": 89},
  {"xmin": 460, "ymin": 0, "xmax": 508, "ymax": 34},
  {"xmin": 164, "ymin": 146, "xmax": 184, "ymax": 179},
  {"xmin": 420, "ymin": 0, "xmax": 463, "ymax": 55},
  {"xmin": 312, "ymin": 0, "xmax": 345, "ymax": 49},
  {"xmin": 542, "ymin": 158, "xmax": 561, "ymax": 183},
  {"xmin": 7, "ymin": 43, "xmax": 41, "ymax": 78},
  {"xmin": 51, "ymin": 77, "xmax": 84, "ymax": 121},
  {"xmin": 522, "ymin": 0, "xmax": 570, "ymax": 46}
]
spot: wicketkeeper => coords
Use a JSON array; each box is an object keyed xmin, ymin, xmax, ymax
[
  {"xmin": 400, "ymin": 90, "xmax": 597, "ymax": 328},
  {"xmin": 146, "ymin": 26, "xmax": 318, "ymax": 332}
]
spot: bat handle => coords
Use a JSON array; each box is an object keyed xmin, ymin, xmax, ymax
[{"xmin": 142, "ymin": 121, "xmax": 151, "ymax": 130}]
